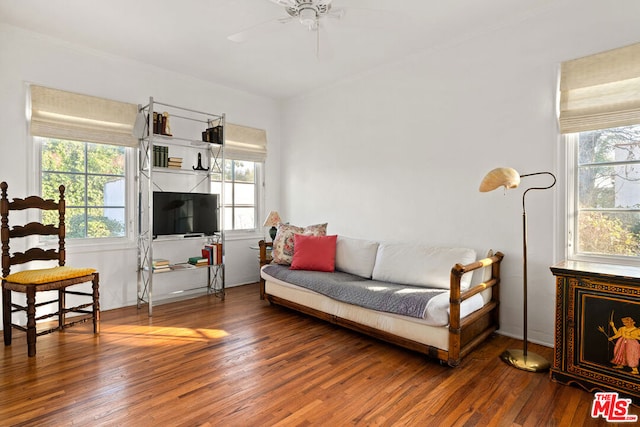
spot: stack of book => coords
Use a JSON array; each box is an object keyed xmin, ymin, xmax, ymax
[
  {"xmin": 167, "ymin": 157, "xmax": 183, "ymax": 169},
  {"xmin": 153, "ymin": 145, "xmax": 169, "ymax": 167},
  {"xmin": 152, "ymin": 259, "xmax": 171, "ymax": 273},
  {"xmin": 203, "ymin": 243, "xmax": 223, "ymax": 265},
  {"xmin": 152, "ymin": 111, "xmax": 172, "ymax": 136},
  {"xmin": 188, "ymin": 256, "xmax": 208, "ymax": 267}
]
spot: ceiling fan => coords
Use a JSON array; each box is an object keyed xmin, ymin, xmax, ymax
[
  {"xmin": 270, "ymin": 0, "xmax": 342, "ymax": 31},
  {"xmin": 227, "ymin": 0, "xmax": 345, "ymax": 56}
]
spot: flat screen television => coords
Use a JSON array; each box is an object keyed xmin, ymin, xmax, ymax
[{"xmin": 152, "ymin": 191, "xmax": 219, "ymax": 237}]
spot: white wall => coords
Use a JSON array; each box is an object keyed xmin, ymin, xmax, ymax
[
  {"xmin": 0, "ymin": 24, "xmax": 281, "ymax": 311},
  {"xmin": 280, "ymin": 1, "xmax": 640, "ymax": 346},
  {"xmin": 2, "ymin": 1, "xmax": 639, "ymax": 345}
]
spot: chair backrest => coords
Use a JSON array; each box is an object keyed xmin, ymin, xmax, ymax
[{"xmin": 1, "ymin": 181, "xmax": 67, "ymax": 277}]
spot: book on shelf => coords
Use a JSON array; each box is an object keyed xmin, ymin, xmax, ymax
[
  {"xmin": 153, "ymin": 145, "xmax": 169, "ymax": 167},
  {"xmin": 152, "ymin": 111, "xmax": 172, "ymax": 136},
  {"xmin": 152, "ymin": 258, "xmax": 171, "ymax": 272},
  {"xmin": 152, "ymin": 259, "xmax": 170, "ymax": 268},
  {"xmin": 166, "ymin": 156, "xmax": 183, "ymax": 169},
  {"xmin": 203, "ymin": 243, "xmax": 223, "ymax": 265},
  {"xmin": 188, "ymin": 256, "xmax": 208, "ymax": 267}
]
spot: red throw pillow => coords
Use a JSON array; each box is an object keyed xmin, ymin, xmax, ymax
[{"xmin": 290, "ymin": 234, "xmax": 337, "ymax": 272}]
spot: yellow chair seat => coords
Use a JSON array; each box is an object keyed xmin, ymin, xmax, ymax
[{"xmin": 3, "ymin": 266, "xmax": 96, "ymax": 284}]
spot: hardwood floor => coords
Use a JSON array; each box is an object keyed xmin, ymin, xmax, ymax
[{"xmin": 0, "ymin": 283, "xmax": 629, "ymax": 426}]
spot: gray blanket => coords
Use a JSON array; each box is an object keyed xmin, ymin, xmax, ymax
[{"xmin": 262, "ymin": 265, "xmax": 446, "ymax": 318}]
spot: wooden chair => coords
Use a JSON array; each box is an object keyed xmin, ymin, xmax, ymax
[{"xmin": 1, "ymin": 181, "xmax": 99, "ymax": 357}]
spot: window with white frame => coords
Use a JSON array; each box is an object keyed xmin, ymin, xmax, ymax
[
  {"xmin": 211, "ymin": 159, "xmax": 260, "ymax": 231},
  {"xmin": 30, "ymin": 85, "xmax": 138, "ymax": 241},
  {"xmin": 211, "ymin": 123, "xmax": 267, "ymax": 232},
  {"xmin": 559, "ymin": 43, "xmax": 640, "ymax": 263},
  {"xmin": 38, "ymin": 136, "xmax": 128, "ymax": 238},
  {"xmin": 567, "ymin": 126, "xmax": 640, "ymax": 259}
]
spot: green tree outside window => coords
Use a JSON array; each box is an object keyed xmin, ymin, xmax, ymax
[
  {"xmin": 575, "ymin": 125, "xmax": 640, "ymax": 257},
  {"xmin": 39, "ymin": 137, "xmax": 126, "ymax": 239}
]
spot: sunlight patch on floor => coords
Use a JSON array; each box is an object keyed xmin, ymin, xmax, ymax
[{"xmin": 100, "ymin": 324, "xmax": 230, "ymax": 345}]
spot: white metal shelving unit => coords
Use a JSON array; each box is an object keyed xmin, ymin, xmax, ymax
[{"xmin": 137, "ymin": 97, "xmax": 225, "ymax": 316}]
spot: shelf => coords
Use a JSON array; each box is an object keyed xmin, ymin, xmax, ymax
[
  {"xmin": 139, "ymin": 167, "xmax": 214, "ymax": 178},
  {"xmin": 137, "ymin": 96, "xmax": 225, "ymax": 316},
  {"xmin": 144, "ymin": 133, "xmax": 224, "ymax": 148},
  {"xmin": 150, "ymin": 262, "xmax": 223, "ymax": 273},
  {"xmin": 152, "ymin": 167, "xmax": 211, "ymax": 175}
]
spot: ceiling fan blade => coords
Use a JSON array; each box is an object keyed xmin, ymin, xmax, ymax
[
  {"xmin": 227, "ymin": 16, "xmax": 293, "ymax": 43},
  {"xmin": 269, "ymin": 0, "xmax": 297, "ymax": 7},
  {"xmin": 326, "ymin": 7, "xmax": 345, "ymax": 20}
]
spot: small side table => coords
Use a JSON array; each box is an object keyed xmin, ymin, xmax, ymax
[{"xmin": 257, "ymin": 240, "xmax": 273, "ymax": 299}]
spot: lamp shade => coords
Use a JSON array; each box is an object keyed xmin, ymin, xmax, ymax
[
  {"xmin": 479, "ymin": 167, "xmax": 520, "ymax": 192},
  {"xmin": 263, "ymin": 211, "xmax": 282, "ymax": 227}
]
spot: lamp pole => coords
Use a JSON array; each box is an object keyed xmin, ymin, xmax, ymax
[{"xmin": 501, "ymin": 171, "xmax": 556, "ymax": 372}]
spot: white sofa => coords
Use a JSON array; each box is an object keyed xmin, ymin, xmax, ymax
[{"xmin": 259, "ymin": 236, "xmax": 503, "ymax": 367}]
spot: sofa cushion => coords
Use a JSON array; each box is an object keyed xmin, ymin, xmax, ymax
[
  {"xmin": 290, "ymin": 234, "xmax": 337, "ymax": 272},
  {"xmin": 371, "ymin": 243, "xmax": 476, "ymax": 289},
  {"xmin": 335, "ymin": 236, "xmax": 379, "ymax": 279},
  {"xmin": 272, "ymin": 222, "xmax": 328, "ymax": 265}
]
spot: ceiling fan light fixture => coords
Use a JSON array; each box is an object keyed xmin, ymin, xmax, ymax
[{"xmin": 298, "ymin": 7, "xmax": 318, "ymax": 29}]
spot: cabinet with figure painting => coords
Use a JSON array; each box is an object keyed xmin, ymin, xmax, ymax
[{"xmin": 551, "ymin": 261, "xmax": 640, "ymax": 403}]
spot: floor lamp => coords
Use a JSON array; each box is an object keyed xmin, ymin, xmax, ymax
[{"xmin": 479, "ymin": 167, "xmax": 556, "ymax": 373}]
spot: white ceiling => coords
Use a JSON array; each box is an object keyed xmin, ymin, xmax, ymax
[{"xmin": 0, "ymin": 0, "xmax": 559, "ymax": 100}]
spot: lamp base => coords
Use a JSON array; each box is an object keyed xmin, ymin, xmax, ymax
[
  {"xmin": 269, "ymin": 226, "xmax": 277, "ymax": 241},
  {"xmin": 500, "ymin": 349, "xmax": 550, "ymax": 372}
]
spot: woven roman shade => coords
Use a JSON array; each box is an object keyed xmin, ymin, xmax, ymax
[
  {"xmin": 558, "ymin": 42, "xmax": 640, "ymax": 134},
  {"xmin": 224, "ymin": 123, "xmax": 267, "ymax": 162},
  {"xmin": 30, "ymin": 85, "xmax": 138, "ymax": 147}
]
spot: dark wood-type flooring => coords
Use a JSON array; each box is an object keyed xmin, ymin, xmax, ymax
[{"xmin": 0, "ymin": 283, "xmax": 630, "ymax": 426}]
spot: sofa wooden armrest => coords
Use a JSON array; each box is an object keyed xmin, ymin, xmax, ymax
[
  {"xmin": 448, "ymin": 251, "xmax": 504, "ymax": 365},
  {"xmin": 258, "ymin": 239, "xmax": 273, "ymax": 299}
]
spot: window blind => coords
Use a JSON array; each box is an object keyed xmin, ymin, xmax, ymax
[
  {"xmin": 558, "ymin": 42, "xmax": 640, "ymax": 134},
  {"xmin": 224, "ymin": 123, "xmax": 267, "ymax": 162},
  {"xmin": 30, "ymin": 85, "xmax": 139, "ymax": 147}
]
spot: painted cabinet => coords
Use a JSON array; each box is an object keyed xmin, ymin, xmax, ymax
[{"xmin": 551, "ymin": 261, "xmax": 640, "ymax": 403}]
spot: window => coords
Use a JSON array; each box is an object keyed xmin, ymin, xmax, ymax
[
  {"xmin": 559, "ymin": 43, "xmax": 640, "ymax": 264},
  {"xmin": 568, "ymin": 125, "xmax": 640, "ymax": 260},
  {"xmin": 29, "ymin": 85, "xmax": 138, "ymax": 242},
  {"xmin": 212, "ymin": 123, "xmax": 267, "ymax": 233},
  {"xmin": 211, "ymin": 159, "xmax": 259, "ymax": 231},
  {"xmin": 568, "ymin": 125, "xmax": 640, "ymax": 257},
  {"xmin": 38, "ymin": 136, "xmax": 128, "ymax": 239}
]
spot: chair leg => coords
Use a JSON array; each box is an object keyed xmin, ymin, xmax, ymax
[
  {"xmin": 2, "ymin": 286, "xmax": 11, "ymax": 346},
  {"xmin": 92, "ymin": 273, "xmax": 100, "ymax": 334},
  {"xmin": 26, "ymin": 287, "xmax": 36, "ymax": 357},
  {"xmin": 59, "ymin": 288, "xmax": 65, "ymax": 330}
]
